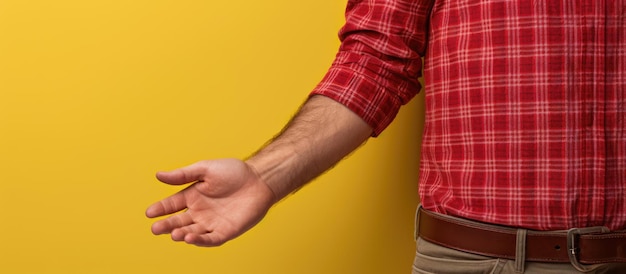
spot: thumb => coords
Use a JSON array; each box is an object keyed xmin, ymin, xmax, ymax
[{"xmin": 156, "ymin": 161, "xmax": 208, "ymax": 185}]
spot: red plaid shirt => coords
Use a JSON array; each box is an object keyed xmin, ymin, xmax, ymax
[{"xmin": 311, "ymin": 0, "xmax": 626, "ymax": 230}]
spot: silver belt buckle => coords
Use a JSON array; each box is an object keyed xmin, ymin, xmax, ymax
[{"xmin": 567, "ymin": 226, "xmax": 610, "ymax": 271}]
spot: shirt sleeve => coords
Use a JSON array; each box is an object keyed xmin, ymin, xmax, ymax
[{"xmin": 310, "ymin": 0, "xmax": 432, "ymax": 136}]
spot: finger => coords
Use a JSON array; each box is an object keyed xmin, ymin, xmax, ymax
[
  {"xmin": 145, "ymin": 191, "xmax": 187, "ymax": 218},
  {"xmin": 150, "ymin": 212, "xmax": 194, "ymax": 235},
  {"xmin": 185, "ymin": 231, "xmax": 230, "ymax": 247},
  {"xmin": 156, "ymin": 161, "xmax": 210, "ymax": 186},
  {"xmin": 171, "ymin": 223, "xmax": 212, "ymax": 241}
]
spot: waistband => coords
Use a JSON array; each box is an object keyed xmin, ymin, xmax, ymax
[{"xmin": 416, "ymin": 207, "xmax": 626, "ymax": 270}]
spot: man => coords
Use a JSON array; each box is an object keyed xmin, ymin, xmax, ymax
[{"xmin": 146, "ymin": 0, "xmax": 625, "ymax": 273}]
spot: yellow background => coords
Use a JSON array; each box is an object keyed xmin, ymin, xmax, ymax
[{"xmin": 0, "ymin": 1, "xmax": 424, "ymax": 273}]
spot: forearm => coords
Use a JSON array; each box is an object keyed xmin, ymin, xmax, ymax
[{"xmin": 245, "ymin": 95, "xmax": 373, "ymax": 202}]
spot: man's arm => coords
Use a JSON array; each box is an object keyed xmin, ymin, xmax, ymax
[
  {"xmin": 246, "ymin": 95, "xmax": 373, "ymax": 202},
  {"xmin": 145, "ymin": 0, "xmax": 430, "ymax": 247},
  {"xmin": 146, "ymin": 95, "xmax": 372, "ymax": 247}
]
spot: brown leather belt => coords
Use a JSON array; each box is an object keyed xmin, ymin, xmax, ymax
[{"xmin": 417, "ymin": 207, "xmax": 626, "ymax": 266}]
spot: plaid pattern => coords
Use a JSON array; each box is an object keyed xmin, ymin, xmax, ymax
[{"xmin": 312, "ymin": 0, "xmax": 626, "ymax": 230}]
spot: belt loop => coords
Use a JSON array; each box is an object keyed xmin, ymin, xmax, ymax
[
  {"xmin": 414, "ymin": 204, "xmax": 423, "ymax": 241},
  {"xmin": 515, "ymin": 229, "xmax": 527, "ymax": 273}
]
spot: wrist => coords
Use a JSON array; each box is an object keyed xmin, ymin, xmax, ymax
[{"xmin": 245, "ymin": 150, "xmax": 301, "ymax": 203}]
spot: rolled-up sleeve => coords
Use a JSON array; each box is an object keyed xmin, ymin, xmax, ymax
[{"xmin": 311, "ymin": 0, "xmax": 433, "ymax": 136}]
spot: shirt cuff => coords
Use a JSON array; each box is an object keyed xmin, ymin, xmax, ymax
[{"xmin": 310, "ymin": 51, "xmax": 420, "ymax": 136}]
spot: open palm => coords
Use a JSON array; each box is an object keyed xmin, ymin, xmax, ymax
[{"xmin": 146, "ymin": 158, "xmax": 276, "ymax": 247}]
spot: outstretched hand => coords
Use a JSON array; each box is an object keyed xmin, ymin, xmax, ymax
[{"xmin": 146, "ymin": 158, "xmax": 276, "ymax": 247}]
